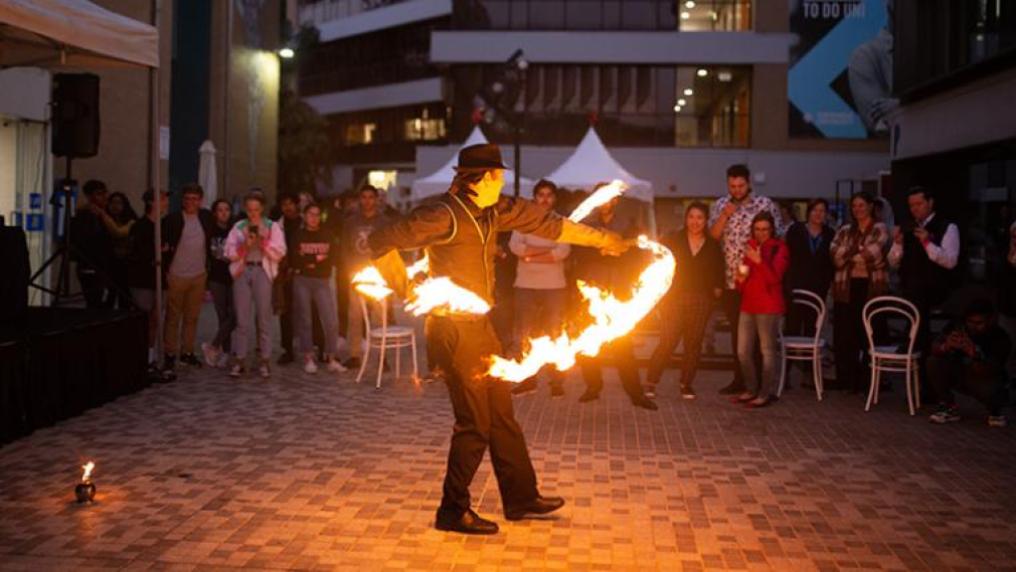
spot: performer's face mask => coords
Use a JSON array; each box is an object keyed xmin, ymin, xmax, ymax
[{"xmin": 469, "ymin": 169, "xmax": 505, "ymax": 209}]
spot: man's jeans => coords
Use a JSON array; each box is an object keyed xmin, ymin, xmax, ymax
[
  {"xmin": 164, "ymin": 272, "xmax": 207, "ymax": 355},
  {"xmin": 293, "ymin": 275, "xmax": 341, "ymax": 357},
  {"xmin": 233, "ymin": 265, "xmax": 273, "ymax": 361},
  {"xmin": 737, "ymin": 313, "xmax": 781, "ymax": 398}
]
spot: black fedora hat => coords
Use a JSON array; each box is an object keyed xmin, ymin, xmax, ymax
[{"xmin": 454, "ymin": 143, "xmax": 508, "ymax": 172}]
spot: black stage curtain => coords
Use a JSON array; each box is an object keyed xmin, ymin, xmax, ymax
[{"xmin": 0, "ymin": 308, "xmax": 148, "ymax": 446}]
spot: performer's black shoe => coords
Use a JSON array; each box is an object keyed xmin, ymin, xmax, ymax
[
  {"xmin": 435, "ymin": 509, "xmax": 499, "ymax": 535},
  {"xmin": 505, "ymin": 496, "xmax": 566, "ymax": 521},
  {"xmin": 578, "ymin": 390, "xmax": 600, "ymax": 403}
]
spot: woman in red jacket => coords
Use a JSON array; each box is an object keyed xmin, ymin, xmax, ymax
[{"xmin": 733, "ymin": 212, "xmax": 789, "ymax": 408}]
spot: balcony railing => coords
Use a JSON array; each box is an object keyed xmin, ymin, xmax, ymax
[{"xmin": 297, "ymin": 0, "xmax": 413, "ymax": 27}]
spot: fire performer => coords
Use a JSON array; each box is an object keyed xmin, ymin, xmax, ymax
[{"xmin": 367, "ymin": 144, "xmax": 631, "ymax": 535}]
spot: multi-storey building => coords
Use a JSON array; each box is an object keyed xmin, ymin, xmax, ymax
[
  {"xmin": 890, "ymin": 0, "xmax": 1015, "ymax": 291},
  {"xmin": 294, "ymin": 0, "xmax": 889, "ymax": 230}
]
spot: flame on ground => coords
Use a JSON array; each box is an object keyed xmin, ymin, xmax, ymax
[
  {"xmin": 81, "ymin": 461, "xmax": 95, "ymax": 482},
  {"xmin": 486, "ymin": 235, "xmax": 675, "ymax": 382},
  {"xmin": 567, "ymin": 179, "xmax": 627, "ymax": 223}
]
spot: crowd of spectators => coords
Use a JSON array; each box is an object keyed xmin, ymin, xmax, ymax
[{"xmin": 68, "ymin": 164, "xmax": 1013, "ymax": 427}]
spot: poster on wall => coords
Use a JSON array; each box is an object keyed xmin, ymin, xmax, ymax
[{"xmin": 788, "ymin": 0, "xmax": 894, "ymax": 139}]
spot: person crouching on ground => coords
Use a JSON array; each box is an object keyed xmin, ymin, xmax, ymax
[
  {"xmin": 733, "ymin": 212, "xmax": 789, "ymax": 408},
  {"xmin": 928, "ymin": 299, "xmax": 1011, "ymax": 428},
  {"xmin": 224, "ymin": 191, "xmax": 287, "ymax": 378}
]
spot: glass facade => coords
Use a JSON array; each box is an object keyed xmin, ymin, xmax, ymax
[
  {"xmin": 450, "ymin": 64, "xmax": 750, "ymax": 147},
  {"xmin": 329, "ymin": 103, "xmax": 449, "ymax": 164},
  {"xmin": 895, "ymin": 0, "xmax": 1016, "ymax": 97},
  {"xmin": 453, "ymin": 0, "xmax": 751, "ymax": 31},
  {"xmin": 298, "ymin": 21, "xmax": 439, "ymax": 96}
]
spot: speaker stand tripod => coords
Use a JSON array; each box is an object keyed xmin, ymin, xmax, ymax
[{"xmin": 28, "ymin": 157, "xmax": 131, "ymax": 308}]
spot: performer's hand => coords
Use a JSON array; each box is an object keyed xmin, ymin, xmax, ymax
[{"xmin": 599, "ymin": 231, "xmax": 632, "ymax": 257}]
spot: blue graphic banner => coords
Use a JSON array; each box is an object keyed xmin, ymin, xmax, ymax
[{"xmin": 788, "ymin": 0, "xmax": 889, "ymax": 139}]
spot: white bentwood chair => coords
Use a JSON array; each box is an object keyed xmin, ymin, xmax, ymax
[
  {"xmin": 862, "ymin": 295, "xmax": 921, "ymax": 415},
  {"xmin": 355, "ymin": 295, "xmax": 419, "ymax": 389},
  {"xmin": 778, "ymin": 289, "xmax": 827, "ymax": 401}
]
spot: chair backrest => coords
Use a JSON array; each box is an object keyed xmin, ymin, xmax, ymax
[
  {"xmin": 791, "ymin": 289, "xmax": 826, "ymax": 344},
  {"xmin": 861, "ymin": 295, "xmax": 920, "ymax": 355},
  {"xmin": 359, "ymin": 294, "xmax": 389, "ymax": 335}
]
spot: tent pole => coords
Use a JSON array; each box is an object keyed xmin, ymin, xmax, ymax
[{"xmin": 152, "ymin": 0, "xmax": 163, "ymax": 366}]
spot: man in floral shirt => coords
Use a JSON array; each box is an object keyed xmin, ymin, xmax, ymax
[{"xmin": 708, "ymin": 164, "xmax": 782, "ymax": 395}]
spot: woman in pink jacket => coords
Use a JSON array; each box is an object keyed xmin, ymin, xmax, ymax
[
  {"xmin": 733, "ymin": 212, "xmax": 789, "ymax": 408},
  {"xmin": 223, "ymin": 191, "xmax": 287, "ymax": 378}
]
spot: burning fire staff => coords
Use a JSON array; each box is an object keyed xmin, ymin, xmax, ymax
[{"xmin": 367, "ymin": 144, "xmax": 631, "ymax": 535}]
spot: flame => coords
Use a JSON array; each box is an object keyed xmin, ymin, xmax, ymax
[
  {"xmin": 405, "ymin": 277, "xmax": 491, "ymax": 316},
  {"xmin": 487, "ymin": 235, "xmax": 674, "ymax": 382},
  {"xmin": 406, "ymin": 254, "xmax": 429, "ymax": 280},
  {"xmin": 81, "ymin": 461, "xmax": 95, "ymax": 482},
  {"xmin": 567, "ymin": 179, "xmax": 627, "ymax": 223},
  {"xmin": 352, "ymin": 266, "xmax": 394, "ymax": 300}
]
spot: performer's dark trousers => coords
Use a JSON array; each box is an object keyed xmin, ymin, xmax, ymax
[
  {"xmin": 647, "ymin": 293, "xmax": 713, "ymax": 388},
  {"xmin": 579, "ymin": 335, "xmax": 646, "ymax": 401},
  {"xmin": 427, "ymin": 315, "xmax": 539, "ymax": 518}
]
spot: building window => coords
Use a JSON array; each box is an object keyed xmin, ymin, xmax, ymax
[
  {"xmin": 673, "ymin": 66, "xmax": 750, "ymax": 147},
  {"xmin": 345, "ymin": 123, "xmax": 377, "ymax": 145},
  {"xmin": 455, "ymin": 64, "xmax": 749, "ymax": 147},
  {"xmin": 404, "ymin": 110, "xmax": 447, "ymax": 141},
  {"xmin": 454, "ymin": 1, "xmax": 751, "ymax": 31},
  {"xmin": 367, "ymin": 169, "xmax": 398, "ymax": 191}
]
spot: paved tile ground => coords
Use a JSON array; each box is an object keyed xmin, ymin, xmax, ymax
[{"xmin": 2, "ymin": 308, "xmax": 1016, "ymax": 571}]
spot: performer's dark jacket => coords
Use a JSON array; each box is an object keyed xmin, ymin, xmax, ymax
[{"xmin": 367, "ymin": 192, "xmax": 564, "ymax": 305}]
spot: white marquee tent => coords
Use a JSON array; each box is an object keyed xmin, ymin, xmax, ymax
[
  {"xmin": 411, "ymin": 125, "xmax": 534, "ymax": 202},
  {"xmin": 544, "ymin": 126, "xmax": 654, "ymax": 203},
  {"xmin": 0, "ymin": 0, "xmax": 163, "ymax": 344}
]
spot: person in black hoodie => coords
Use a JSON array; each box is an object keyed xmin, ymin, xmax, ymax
[
  {"xmin": 71, "ymin": 179, "xmax": 114, "ymax": 308},
  {"xmin": 201, "ymin": 199, "xmax": 236, "ymax": 368},
  {"xmin": 645, "ymin": 202, "xmax": 724, "ymax": 400},
  {"xmin": 291, "ymin": 203, "xmax": 348, "ymax": 374},
  {"xmin": 128, "ymin": 189, "xmax": 170, "ymax": 376}
]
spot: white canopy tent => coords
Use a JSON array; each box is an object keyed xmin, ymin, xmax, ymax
[
  {"xmin": 544, "ymin": 127, "xmax": 654, "ymax": 203},
  {"xmin": 0, "ymin": 0, "xmax": 158, "ymax": 68},
  {"xmin": 411, "ymin": 125, "xmax": 535, "ymax": 203},
  {"xmin": 0, "ymin": 0, "xmax": 163, "ymax": 347},
  {"xmin": 198, "ymin": 139, "xmax": 218, "ymax": 206}
]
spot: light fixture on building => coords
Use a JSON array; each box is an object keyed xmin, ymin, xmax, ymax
[
  {"xmin": 278, "ymin": 47, "xmax": 295, "ymax": 59},
  {"xmin": 680, "ymin": 11, "xmax": 690, "ymax": 20},
  {"xmin": 718, "ymin": 70, "xmax": 733, "ymax": 82},
  {"xmin": 685, "ymin": 0, "xmax": 696, "ymax": 7},
  {"xmin": 710, "ymin": 10, "xmax": 719, "ymax": 20},
  {"xmin": 683, "ymin": 88, "xmax": 694, "ymax": 96},
  {"xmin": 673, "ymin": 104, "xmax": 682, "ymax": 112},
  {"xmin": 677, "ymin": 98, "xmax": 686, "ymax": 106},
  {"xmin": 696, "ymin": 68, "xmax": 708, "ymax": 77}
]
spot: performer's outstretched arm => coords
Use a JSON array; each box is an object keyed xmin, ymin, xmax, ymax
[
  {"xmin": 495, "ymin": 196, "xmax": 629, "ymax": 255},
  {"xmin": 367, "ymin": 203, "xmax": 454, "ymax": 257}
]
